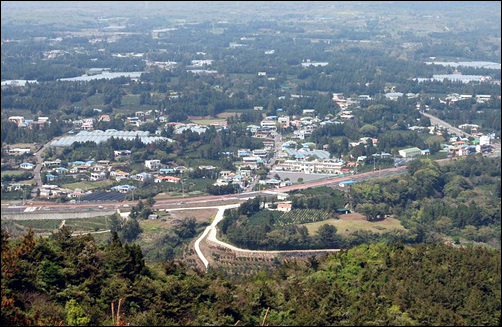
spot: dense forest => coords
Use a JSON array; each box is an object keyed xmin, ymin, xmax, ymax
[
  {"xmin": 2, "ymin": 228, "xmax": 500, "ymax": 326},
  {"xmin": 352, "ymin": 155, "xmax": 501, "ymax": 246},
  {"xmin": 220, "ymin": 156, "xmax": 501, "ymax": 251}
]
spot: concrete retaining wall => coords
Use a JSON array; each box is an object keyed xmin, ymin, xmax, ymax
[{"xmin": 1, "ymin": 211, "xmax": 116, "ymax": 220}]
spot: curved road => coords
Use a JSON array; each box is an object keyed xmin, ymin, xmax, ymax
[{"xmin": 195, "ymin": 204, "xmax": 341, "ymax": 271}]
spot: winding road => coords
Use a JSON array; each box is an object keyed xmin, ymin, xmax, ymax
[{"xmin": 194, "ymin": 204, "xmax": 341, "ymax": 271}]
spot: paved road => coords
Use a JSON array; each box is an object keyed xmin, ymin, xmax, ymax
[
  {"xmin": 30, "ymin": 142, "xmax": 51, "ymax": 199},
  {"xmin": 2, "ymin": 165, "xmax": 409, "ymax": 215},
  {"xmin": 0, "ymin": 164, "xmax": 414, "ymax": 215},
  {"xmin": 194, "ymin": 204, "xmax": 341, "ymax": 271},
  {"xmin": 422, "ymin": 111, "xmax": 474, "ymax": 138},
  {"xmin": 194, "ymin": 204, "xmax": 241, "ymax": 269},
  {"xmin": 4, "ymin": 157, "xmax": 491, "ymax": 216}
]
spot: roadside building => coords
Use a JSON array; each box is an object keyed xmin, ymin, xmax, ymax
[{"xmin": 398, "ymin": 147, "xmax": 422, "ymax": 158}]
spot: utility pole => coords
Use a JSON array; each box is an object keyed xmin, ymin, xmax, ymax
[
  {"xmin": 347, "ymin": 184, "xmax": 353, "ymax": 211},
  {"xmin": 22, "ymin": 186, "xmax": 26, "ymax": 205},
  {"xmin": 181, "ymin": 173, "xmax": 185, "ymax": 197}
]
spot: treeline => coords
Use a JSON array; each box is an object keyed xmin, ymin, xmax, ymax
[
  {"xmin": 220, "ymin": 195, "xmax": 417, "ymax": 251},
  {"xmin": 0, "ymin": 120, "xmax": 65, "ymax": 144},
  {"xmin": 2, "ymin": 229, "xmax": 500, "ymax": 326},
  {"xmin": 353, "ymin": 156, "xmax": 501, "ymax": 245}
]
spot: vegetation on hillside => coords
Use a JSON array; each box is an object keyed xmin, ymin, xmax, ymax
[{"xmin": 2, "ymin": 228, "xmax": 500, "ymax": 326}]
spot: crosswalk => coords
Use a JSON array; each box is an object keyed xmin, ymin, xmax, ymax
[{"xmin": 23, "ymin": 206, "xmax": 37, "ymax": 212}]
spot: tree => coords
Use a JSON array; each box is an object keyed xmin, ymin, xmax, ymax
[
  {"xmin": 146, "ymin": 196, "xmax": 156, "ymax": 207},
  {"xmin": 359, "ymin": 124, "xmax": 378, "ymax": 137},
  {"xmin": 65, "ymin": 299, "xmax": 91, "ymax": 326},
  {"xmin": 174, "ymin": 217, "xmax": 197, "ymax": 239},
  {"xmin": 120, "ymin": 218, "xmax": 142, "ymax": 242},
  {"xmin": 108, "ymin": 213, "xmax": 124, "ymax": 233},
  {"xmin": 315, "ymin": 224, "xmax": 341, "ymax": 248}
]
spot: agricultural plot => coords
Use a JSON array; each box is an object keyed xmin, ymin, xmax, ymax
[
  {"xmin": 276, "ymin": 209, "xmax": 334, "ymax": 226},
  {"xmin": 12, "ymin": 216, "xmax": 110, "ymax": 234},
  {"xmin": 303, "ymin": 216, "xmax": 405, "ymax": 236},
  {"xmin": 1, "ymin": 170, "xmax": 29, "ymax": 177},
  {"xmin": 207, "ymin": 244, "xmax": 280, "ymax": 276},
  {"xmin": 62, "ymin": 180, "xmax": 113, "ymax": 191},
  {"xmin": 246, "ymin": 209, "xmax": 333, "ymax": 227},
  {"xmin": 80, "ymin": 191, "xmax": 126, "ymax": 202}
]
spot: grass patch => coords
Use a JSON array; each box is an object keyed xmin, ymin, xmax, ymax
[
  {"xmin": 121, "ymin": 94, "xmax": 140, "ymax": 106},
  {"xmin": 1, "ymin": 170, "xmax": 29, "ymax": 177},
  {"xmin": 86, "ymin": 94, "xmax": 105, "ymax": 106},
  {"xmin": 190, "ymin": 119, "xmax": 226, "ymax": 125},
  {"xmin": 186, "ymin": 178, "xmax": 215, "ymax": 193},
  {"xmin": 62, "ymin": 180, "xmax": 113, "ymax": 191},
  {"xmin": 14, "ymin": 216, "xmax": 111, "ymax": 233},
  {"xmin": 217, "ymin": 112, "xmax": 242, "ymax": 118},
  {"xmin": 303, "ymin": 217, "xmax": 405, "ymax": 236},
  {"xmin": 276, "ymin": 209, "xmax": 334, "ymax": 226},
  {"xmin": 5, "ymin": 143, "xmax": 38, "ymax": 150}
]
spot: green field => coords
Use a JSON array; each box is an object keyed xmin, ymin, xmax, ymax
[
  {"xmin": 62, "ymin": 180, "xmax": 113, "ymax": 191},
  {"xmin": 190, "ymin": 119, "xmax": 226, "ymax": 125},
  {"xmin": 13, "ymin": 216, "xmax": 111, "ymax": 233},
  {"xmin": 121, "ymin": 94, "xmax": 140, "ymax": 106},
  {"xmin": 86, "ymin": 93, "xmax": 105, "ymax": 106},
  {"xmin": 1, "ymin": 170, "xmax": 29, "ymax": 177},
  {"xmin": 304, "ymin": 217, "xmax": 405, "ymax": 236},
  {"xmin": 276, "ymin": 209, "xmax": 333, "ymax": 226}
]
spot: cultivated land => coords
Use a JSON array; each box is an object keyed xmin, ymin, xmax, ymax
[
  {"xmin": 62, "ymin": 180, "xmax": 114, "ymax": 191},
  {"xmin": 1, "ymin": 169, "xmax": 29, "ymax": 177},
  {"xmin": 167, "ymin": 208, "xmax": 218, "ymax": 223},
  {"xmin": 2, "ymin": 215, "xmax": 111, "ymax": 237},
  {"xmin": 303, "ymin": 213, "xmax": 405, "ymax": 236},
  {"xmin": 189, "ymin": 118, "xmax": 227, "ymax": 125}
]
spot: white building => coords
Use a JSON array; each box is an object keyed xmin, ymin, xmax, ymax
[
  {"xmin": 278, "ymin": 116, "xmax": 290, "ymax": 127},
  {"xmin": 19, "ymin": 163, "xmax": 34, "ymax": 170},
  {"xmin": 398, "ymin": 147, "xmax": 422, "ymax": 158},
  {"xmin": 277, "ymin": 203, "xmax": 292, "ymax": 212},
  {"xmin": 145, "ymin": 160, "xmax": 161, "ymax": 170},
  {"xmin": 480, "ymin": 135, "xmax": 491, "ymax": 146},
  {"xmin": 275, "ymin": 159, "xmax": 343, "ymax": 174},
  {"xmin": 90, "ymin": 172, "xmax": 107, "ymax": 181},
  {"xmin": 8, "ymin": 148, "xmax": 31, "ymax": 155}
]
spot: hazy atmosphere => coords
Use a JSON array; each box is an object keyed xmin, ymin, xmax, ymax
[{"xmin": 1, "ymin": 1, "xmax": 501, "ymax": 326}]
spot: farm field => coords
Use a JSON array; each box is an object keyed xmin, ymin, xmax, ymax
[
  {"xmin": 246, "ymin": 209, "xmax": 334, "ymax": 227},
  {"xmin": 1, "ymin": 170, "xmax": 30, "ymax": 177},
  {"xmin": 6, "ymin": 215, "xmax": 111, "ymax": 236},
  {"xmin": 62, "ymin": 180, "xmax": 114, "ymax": 191},
  {"xmin": 189, "ymin": 118, "xmax": 227, "ymax": 125},
  {"xmin": 167, "ymin": 208, "xmax": 217, "ymax": 223},
  {"xmin": 276, "ymin": 209, "xmax": 334, "ymax": 226},
  {"xmin": 303, "ymin": 213, "xmax": 406, "ymax": 236},
  {"xmin": 207, "ymin": 242, "xmax": 280, "ymax": 277}
]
